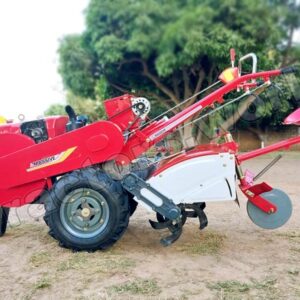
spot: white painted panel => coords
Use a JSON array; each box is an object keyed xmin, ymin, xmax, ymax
[{"xmin": 135, "ymin": 153, "xmax": 236, "ymax": 210}]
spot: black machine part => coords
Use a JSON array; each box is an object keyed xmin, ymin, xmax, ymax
[
  {"xmin": 254, "ymin": 154, "xmax": 282, "ymax": 181},
  {"xmin": 20, "ymin": 119, "xmax": 48, "ymax": 144},
  {"xmin": 149, "ymin": 202, "xmax": 208, "ymax": 246},
  {"xmin": 121, "ymin": 173, "xmax": 208, "ymax": 246},
  {"xmin": 121, "ymin": 173, "xmax": 181, "ymax": 221},
  {"xmin": 65, "ymin": 105, "xmax": 87, "ymax": 132},
  {"xmin": 0, "ymin": 207, "xmax": 10, "ymax": 237}
]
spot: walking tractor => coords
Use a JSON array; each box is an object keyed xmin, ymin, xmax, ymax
[{"xmin": 0, "ymin": 50, "xmax": 299, "ymax": 250}]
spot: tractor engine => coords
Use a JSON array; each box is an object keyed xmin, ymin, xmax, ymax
[{"xmin": 0, "ymin": 116, "xmax": 69, "ymax": 144}]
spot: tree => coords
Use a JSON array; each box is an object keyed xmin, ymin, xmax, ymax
[
  {"xmin": 45, "ymin": 92, "xmax": 105, "ymax": 122},
  {"xmin": 58, "ymin": 0, "xmax": 299, "ymax": 146}
]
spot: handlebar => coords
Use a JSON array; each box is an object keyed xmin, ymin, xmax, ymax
[
  {"xmin": 280, "ymin": 66, "xmax": 298, "ymax": 75},
  {"xmin": 238, "ymin": 53, "xmax": 257, "ymax": 77}
]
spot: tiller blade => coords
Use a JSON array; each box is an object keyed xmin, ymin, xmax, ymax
[{"xmin": 149, "ymin": 202, "xmax": 208, "ymax": 246}]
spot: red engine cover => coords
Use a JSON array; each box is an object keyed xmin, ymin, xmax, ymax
[
  {"xmin": 44, "ymin": 116, "xmax": 68, "ymax": 138},
  {"xmin": 104, "ymin": 94, "xmax": 139, "ymax": 131},
  {"xmin": 0, "ymin": 116, "xmax": 68, "ymax": 139}
]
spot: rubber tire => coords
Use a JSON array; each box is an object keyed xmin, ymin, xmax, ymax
[
  {"xmin": 128, "ymin": 193, "xmax": 138, "ymax": 216},
  {"xmin": 44, "ymin": 168, "xmax": 130, "ymax": 251},
  {"xmin": 0, "ymin": 207, "xmax": 10, "ymax": 237}
]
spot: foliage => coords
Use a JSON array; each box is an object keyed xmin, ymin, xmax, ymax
[
  {"xmin": 45, "ymin": 92, "xmax": 105, "ymax": 122},
  {"xmin": 57, "ymin": 0, "xmax": 300, "ymax": 140}
]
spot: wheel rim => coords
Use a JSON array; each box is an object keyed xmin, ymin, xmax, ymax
[{"xmin": 60, "ymin": 188, "xmax": 110, "ymax": 238}]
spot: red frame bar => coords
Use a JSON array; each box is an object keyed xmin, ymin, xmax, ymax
[
  {"xmin": 147, "ymin": 70, "xmax": 280, "ymax": 143},
  {"xmin": 117, "ymin": 69, "xmax": 281, "ymax": 162},
  {"xmin": 237, "ymin": 135, "xmax": 300, "ymax": 163}
]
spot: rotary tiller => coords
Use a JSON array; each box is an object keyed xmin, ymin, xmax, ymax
[{"xmin": 0, "ymin": 50, "xmax": 299, "ymax": 250}]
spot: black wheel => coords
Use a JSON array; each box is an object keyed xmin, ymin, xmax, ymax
[
  {"xmin": 128, "ymin": 193, "xmax": 138, "ymax": 216},
  {"xmin": 44, "ymin": 168, "xmax": 130, "ymax": 251},
  {"xmin": 0, "ymin": 207, "xmax": 10, "ymax": 237}
]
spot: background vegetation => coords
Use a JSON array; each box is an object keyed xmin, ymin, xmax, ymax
[{"xmin": 46, "ymin": 0, "xmax": 300, "ymax": 144}]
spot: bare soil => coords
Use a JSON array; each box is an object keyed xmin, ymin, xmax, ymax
[{"xmin": 0, "ymin": 154, "xmax": 299, "ymax": 300}]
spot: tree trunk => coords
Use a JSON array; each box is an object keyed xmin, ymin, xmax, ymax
[
  {"xmin": 179, "ymin": 123, "xmax": 196, "ymax": 147},
  {"xmin": 221, "ymin": 85, "xmax": 269, "ymax": 132}
]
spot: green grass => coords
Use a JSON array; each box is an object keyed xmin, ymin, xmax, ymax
[
  {"xmin": 33, "ymin": 276, "xmax": 52, "ymax": 290},
  {"xmin": 29, "ymin": 251, "xmax": 51, "ymax": 267},
  {"xmin": 176, "ymin": 231, "xmax": 226, "ymax": 255},
  {"xmin": 208, "ymin": 280, "xmax": 250, "ymax": 293},
  {"xmin": 57, "ymin": 252, "xmax": 135, "ymax": 274},
  {"xmin": 108, "ymin": 279, "xmax": 161, "ymax": 296},
  {"xmin": 288, "ymin": 269, "xmax": 299, "ymax": 276},
  {"xmin": 207, "ymin": 278, "xmax": 279, "ymax": 299},
  {"xmin": 57, "ymin": 252, "xmax": 89, "ymax": 271}
]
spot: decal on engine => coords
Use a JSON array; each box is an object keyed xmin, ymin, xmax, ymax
[{"xmin": 27, "ymin": 147, "xmax": 77, "ymax": 172}]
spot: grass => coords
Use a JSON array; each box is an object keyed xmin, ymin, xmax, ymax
[
  {"xmin": 288, "ymin": 269, "xmax": 299, "ymax": 276},
  {"xmin": 57, "ymin": 252, "xmax": 136, "ymax": 274},
  {"xmin": 277, "ymin": 231, "xmax": 300, "ymax": 240},
  {"xmin": 33, "ymin": 276, "xmax": 52, "ymax": 290},
  {"xmin": 176, "ymin": 231, "xmax": 226, "ymax": 255},
  {"xmin": 29, "ymin": 251, "xmax": 51, "ymax": 267},
  {"xmin": 108, "ymin": 279, "xmax": 161, "ymax": 296},
  {"xmin": 57, "ymin": 252, "xmax": 89, "ymax": 271},
  {"xmin": 208, "ymin": 280, "xmax": 250, "ymax": 293},
  {"xmin": 207, "ymin": 278, "xmax": 279, "ymax": 299}
]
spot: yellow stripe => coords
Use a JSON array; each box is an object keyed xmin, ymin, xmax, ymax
[{"xmin": 27, "ymin": 147, "xmax": 77, "ymax": 172}]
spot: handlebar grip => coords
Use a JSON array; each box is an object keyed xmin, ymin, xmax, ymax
[
  {"xmin": 281, "ymin": 66, "xmax": 298, "ymax": 74},
  {"xmin": 65, "ymin": 105, "xmax": 77, "ymax": 122}
]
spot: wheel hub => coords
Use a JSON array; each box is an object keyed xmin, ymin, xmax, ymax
[
  {"xmin": 60, "ymin": 188, "xmax": 110, "ymax": 238},
  {"xmin": 81, "ymin": 207, "xmax": 91, "ymax": 218}
]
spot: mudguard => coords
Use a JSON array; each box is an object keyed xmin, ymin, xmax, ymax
[{"xmin": 0, "ymin": 121, "xmax": 124, "ymax": 207}]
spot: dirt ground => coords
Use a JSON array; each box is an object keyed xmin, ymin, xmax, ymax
[{"xmin": 0, "ymin": 153, "xmax": 299, "ymax": 300}]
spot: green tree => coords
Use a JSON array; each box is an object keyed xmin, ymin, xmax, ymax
[
  {"xmin": 45, "ymin": 92, "xmax": 105, "ymax": 122},
  {"xmin": 58, "ymin": 0, "xmax": 299, "ymax": 145}
]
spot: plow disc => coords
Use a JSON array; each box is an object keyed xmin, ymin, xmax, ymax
[{"xmin": 247, "ymin": 189, "xmax": 292, "ymax": 229}]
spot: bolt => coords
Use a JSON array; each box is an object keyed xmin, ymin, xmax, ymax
[
  {"xmin": 223, "ymin": 164, "xmax": 227, "ymax": 167},
  {"xmin": 100, "ymin": 219, "xmax": 104, "ymax": 224}
]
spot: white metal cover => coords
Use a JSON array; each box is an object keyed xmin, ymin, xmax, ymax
[{"xmin": 135, "ymin": 153, "xmax": 236, "ymax": 211}]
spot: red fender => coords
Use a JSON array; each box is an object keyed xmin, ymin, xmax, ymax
[{"xmin": 0, "ymin": 121, "xmax": 124, "ymax": 207}]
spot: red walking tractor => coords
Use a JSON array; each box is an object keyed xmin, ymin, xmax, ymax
[{"xmin": 0, "ymin": 50, "xmax": 299, "ymax": 250}]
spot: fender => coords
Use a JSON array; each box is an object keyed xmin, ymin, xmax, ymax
[{"xmin": 0, "ymin": 121, "xmax": 124, "ymax": 207}]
